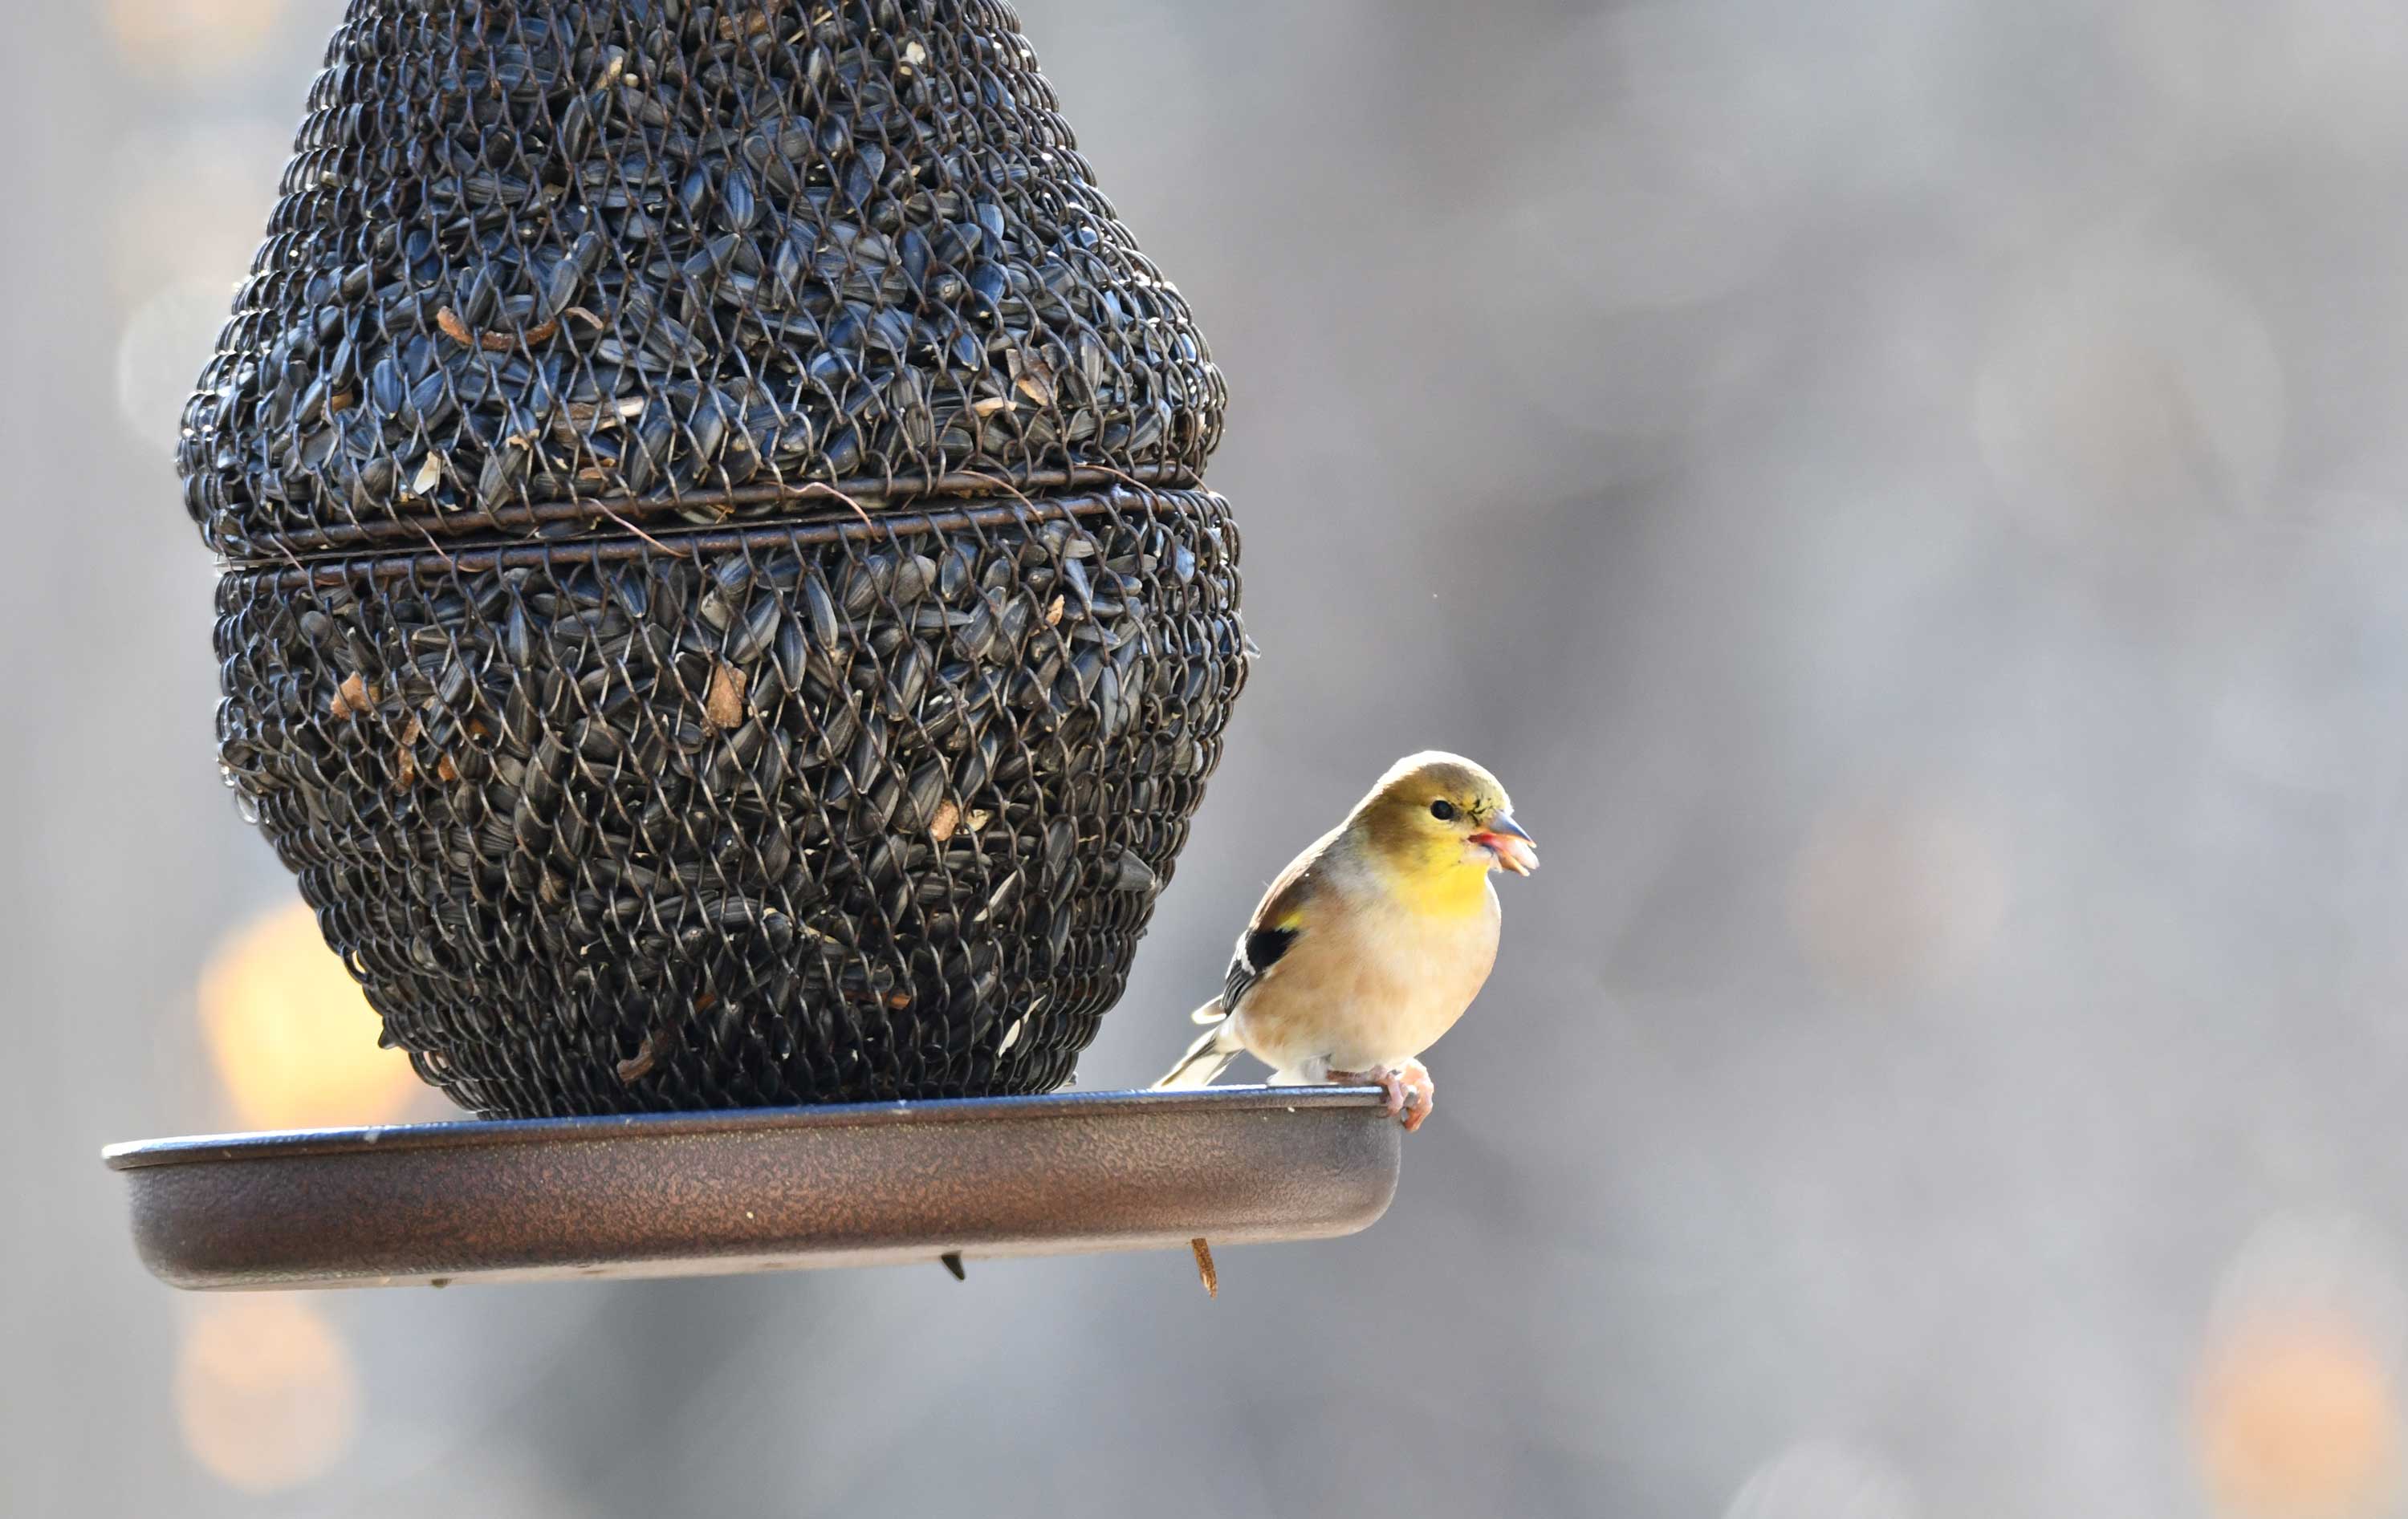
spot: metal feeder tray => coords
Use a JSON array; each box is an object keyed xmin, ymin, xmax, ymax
[{"xmin": 104, "ymin": 1086, "xmax": 1401, "ymax": 1290}]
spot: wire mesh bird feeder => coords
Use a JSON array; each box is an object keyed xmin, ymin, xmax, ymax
[{"xmin": 112, "ymin": 0, "xmax": 1399, "ymax": 1288}]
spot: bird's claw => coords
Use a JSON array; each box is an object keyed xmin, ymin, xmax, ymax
[
  {"xmin": 1333, "ymin": 1060, "xmax": 1434, "ymax": 1131},
  {"xmin": 1394, "ymin": 1060, "xmax": 1434, "ymax": 1131}
]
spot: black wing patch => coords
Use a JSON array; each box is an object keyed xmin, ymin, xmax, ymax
[{"xmin": 1222, "ymin": 924, "xmax": 1298, "ymax": 1014}]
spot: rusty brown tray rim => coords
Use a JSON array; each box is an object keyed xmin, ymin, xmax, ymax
[
  {"xmin": 103, "ymin": 1084, "xmax": 1388, "ymax": 1169},
  {"xmin": 105, "ymin": 1086, "xmax": 1402, "ymax": 1290}
]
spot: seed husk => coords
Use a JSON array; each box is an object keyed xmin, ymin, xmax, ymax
[{"xmin": 703, "ymin": 660, "xmax": 746, "ymax": 730}]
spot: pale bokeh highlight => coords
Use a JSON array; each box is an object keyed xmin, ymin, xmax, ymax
[
  {"xmin": 174, "ymin": 1298, "xmax": 361, "ymax": 1496},
  {"xmin": 197, "ymin": 900, "xmax": 421, "ymax": 1131}
]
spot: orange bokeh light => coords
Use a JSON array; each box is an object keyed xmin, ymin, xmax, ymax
[
  {"xmin": 198, "ymin": 901, "xmax": 423, "ymax": 1130},
  {"xmin": 2198, "ymin": 1314, "xmax": 2399, "ymax": 1519},
  {"xmin": 176, "ymin": 1298, "xmax": 360, "ymax": 1495}
]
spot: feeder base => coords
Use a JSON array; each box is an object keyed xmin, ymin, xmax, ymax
[{"xmin": 103, "ymin": 1086, "xmax": 1401, "ymax": 1290}]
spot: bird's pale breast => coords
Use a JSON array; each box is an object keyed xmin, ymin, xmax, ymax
[{"xmin": 1235, "ymin": 876, "xmax": 1501, "ymax": 1076}]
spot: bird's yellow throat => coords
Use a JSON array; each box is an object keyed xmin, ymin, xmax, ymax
[{"xmin": 1373, "ymin": 847, "xmax": 1495, "ymax": 918}]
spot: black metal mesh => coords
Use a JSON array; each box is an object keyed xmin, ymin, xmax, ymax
[
  {"xmin": 183, "ymin": 0, "xmax": 1245, "ymax": 1117},
  {"xmin": 177, "ymin": 0, "xmax": 1225, "ymax": 560},
  {"xmin": 215, "ymin": 488, "xmax": 1244, "ymax": 1116}
]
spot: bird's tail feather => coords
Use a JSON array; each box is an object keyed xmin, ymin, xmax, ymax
[{"xmin": 1154, "ymin": 1005, "xmax": 1241, "ymax": 1091}]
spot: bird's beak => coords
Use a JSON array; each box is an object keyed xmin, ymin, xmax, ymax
[{"xmin": 1472, "ymin": 812, "xmax": 1539, "ymax": 876}]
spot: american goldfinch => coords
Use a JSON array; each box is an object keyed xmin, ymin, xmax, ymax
[{"xmin": 1153, "ymin": 751, "xmax": 1537, "ymax": 1131}]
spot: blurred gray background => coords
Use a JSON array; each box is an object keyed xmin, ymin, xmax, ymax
[{"xmin": 13, "ymin": 0, "xmax": 2408, "ymax": 1514}]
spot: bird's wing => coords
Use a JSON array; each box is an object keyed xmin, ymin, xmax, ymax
[
  {"xmin": 1221, "ymin": 826, "xmax": 1339, "ymax": 1014},
  {"xmin": 1221, "ymin": 921, "xmax": 1295, "ymax": 1014}
]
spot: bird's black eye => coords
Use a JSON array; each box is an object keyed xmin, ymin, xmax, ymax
[{"xmin": 1430, "ymin": 799, "xmax": 1457, "ymax": 821}]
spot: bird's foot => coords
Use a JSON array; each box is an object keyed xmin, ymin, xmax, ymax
[
  {"xmin": 1393, "ymin": 1059, "xmax": 1434, "ymax": 1131},
  {"xmin": 1331, "ymin": 1059, "xmax": 1434, "ymax": 1131}
]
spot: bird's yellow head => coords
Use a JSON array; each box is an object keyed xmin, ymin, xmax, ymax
[{"xmin": 1352, "ymin": 752, "xmax": 1539, "ymax": 908}]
